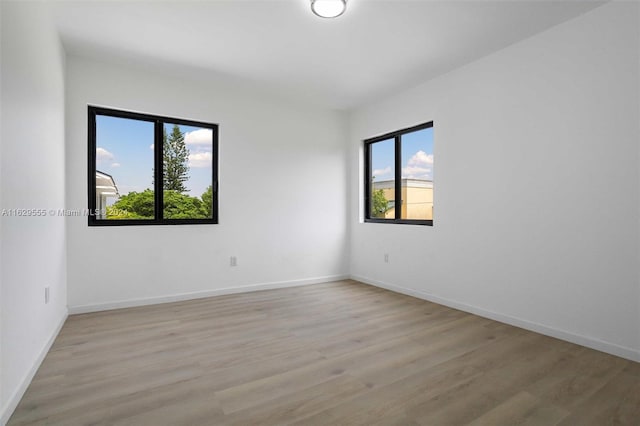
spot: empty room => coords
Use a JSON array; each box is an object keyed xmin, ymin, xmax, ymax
[{"xmin": 1, "ymin": 0, "xmax": 639, "ymax": 424}]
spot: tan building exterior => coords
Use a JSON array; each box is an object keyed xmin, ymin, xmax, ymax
[{"xmin": 373, "ymin": 179, "xmax": 433, "ymax": 220}]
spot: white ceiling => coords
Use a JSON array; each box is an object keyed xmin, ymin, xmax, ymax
[{"xmin": 51, "ymin": 0, "xmax": 604, "ymax": 110}]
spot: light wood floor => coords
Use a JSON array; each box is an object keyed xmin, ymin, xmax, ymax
[{"xmin": 9, "ymin": 280, "xmax": 640, "ymax": 425}]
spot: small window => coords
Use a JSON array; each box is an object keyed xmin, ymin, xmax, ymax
[
  {"xmin": 364, "ymin": 122, "xmax": 433, "ymax": 225},
  {"xmin": 88, "ymin": 106, "xmax": 218, "ymax": 226}
]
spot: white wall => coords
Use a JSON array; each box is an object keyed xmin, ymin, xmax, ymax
[
  {"xmin": 65, "ymin": 56, "xmax": 349, "ymax": 312},
  {"xmin": 0, "ymin": 0, "xmax": 4, "ymax": 412},
  {"xmin": 349, "ymin": 2, "xmax": 640, "ymax": 361},
  {"xmin": 0, "ymin": 2, "xmax": 68, "ymax": 423}
]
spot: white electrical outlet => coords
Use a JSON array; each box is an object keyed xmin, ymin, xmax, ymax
[
  {"xmin": 44, "ymin": 287, "xmax": 50, "ymax": 304},
  {"xmin": 384, "ymin": 253, "xmax": 389, "ymax": 263},
  {"xmin": 230, "ymin": 256, "xmax": 237, "ymax": 267}
]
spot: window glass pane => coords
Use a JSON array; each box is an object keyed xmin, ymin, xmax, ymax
[
  {"xmin": 400, "ymin": 127, "xmax": 434, "ymax": 220},
  {"xmin": 162, "ymin": 123, "xmax": 214, "ymax": 219},
  {"xmin": 370, "ymin": 138, "xmax": 395, "ymax": 219},
  {"xmin": 95, "ymin": 115, "xmax": 155, "ymax": 220}
]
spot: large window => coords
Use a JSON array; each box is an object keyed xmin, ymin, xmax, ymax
[
  {"xmin": 88, "ymin": 106, "xmax": 218, "ymax": 226},
  {"xmin": 364, "ymin": 122, "xmax": 433, "ymax": 225}
]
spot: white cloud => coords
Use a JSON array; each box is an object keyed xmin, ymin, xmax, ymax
[
  {"xmin": 111, "ymin": 162, "xmax": 121, "ymax": 168},
  {"xmin": 402, "ymin": 150, "xmax": 433, "ymax": 180},
  {"xmin": 149, "ymin": 144, "xmax": 154, "ymax": 150},
  {"xmin": 402, "ymin": 166, "xmax": 432, "ymax": 180},
  {"xmin": 96, "ymin": 147, "xmax": 114, "ymax": 164},
  {"xmin": 372, "ymin": 166, "xmax": 392, "ymax": 177},
  {"xmin": 407, "ymin": 150, "xmax": 433, "ymax": 167},
  {"xmin": 189, "ymin": 152, "xmax": 212, "ymax": 168},
  {"xmin": 185, "ymin": 129, "xmax": 212, "ymax": 150},
  {"xmin": 185, "ymin": 129, "xmax": 213, "ymax": 168}
]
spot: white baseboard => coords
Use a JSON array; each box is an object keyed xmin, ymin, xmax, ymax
[
  {"xmin": 69, "ymin": 274, "xmax": 350, "ymax": 315},
  {"xmin": 1, "ymin": 310, "xmax": 68, "ymax": 426},
  {"xmin": 351, "ymin": 274, "xmax": 640, "ymax": 363}
]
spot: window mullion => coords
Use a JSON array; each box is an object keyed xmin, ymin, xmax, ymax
[
  {"xmin": 394, "ymin": 135, "xmax": 402, "ymax": 221},
  {"xmin": 154, "ymin": 120, "xmax": 164, "ymax": 222}
]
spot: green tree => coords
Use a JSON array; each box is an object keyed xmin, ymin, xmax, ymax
[
  {"xmin": 110, "ymin": 189, "xmax": 155, "ymax": 219},
  {"xmin": 201, "ymin": 185, "xmax": 213, "ymax": 218},
  {"xmin": 163, "ymin": 124, "xmax": 190, "ymax": 192},
  {"xmin": 106, "ymin": 205, "xmax": 148, "ymax": 220},
  {"xmin": 372, "ymin": 189, "xmax": 389, "ymax": 218},
  {"xmin": 109, "ymin": 189, "xmax": 210, "ymax": 219},
  {"xmin": 163, "ymin": 190, "xmax": 208, "ymax": 219}
]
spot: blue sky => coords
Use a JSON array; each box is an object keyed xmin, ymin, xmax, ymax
[
  {"xmin": 371, "ymin": 127, "xmax": 433, "ymax": 182},
  {"xmin": 96, "ymin": 115, "xmax": 213, "ymax": 199}
]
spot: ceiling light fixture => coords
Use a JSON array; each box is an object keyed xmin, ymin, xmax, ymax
[{"xmin": 311, "ymin": 0, "xmax": 347, "ymax": 19}]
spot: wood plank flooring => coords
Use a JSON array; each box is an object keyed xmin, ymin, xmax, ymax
[{"xmin": 8, "ymin": 280, "xmax": 640, "ymax": 425}]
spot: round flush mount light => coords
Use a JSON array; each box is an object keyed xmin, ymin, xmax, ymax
[{"xmin": 311, "ymin": 0, "xmax": 347, "ymax": 18}]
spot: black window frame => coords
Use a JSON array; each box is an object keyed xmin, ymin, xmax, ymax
[
  {"xmin": 88, "ymin": 106, "xmax": 219, "ymax": 226},
  {"xmin": 364, "ymin": 121, "xmax": 433, "ymax": 226}
]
